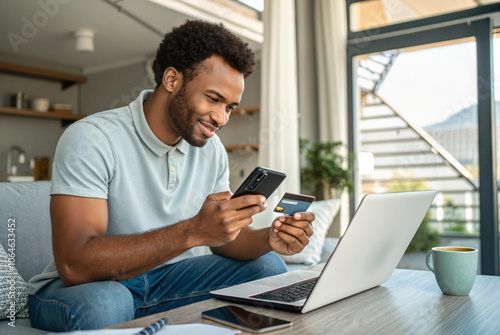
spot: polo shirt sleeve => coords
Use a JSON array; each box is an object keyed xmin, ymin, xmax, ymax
[{"xmin": 50, "ymin": 121, "xmax": 115, "ymax": 199}]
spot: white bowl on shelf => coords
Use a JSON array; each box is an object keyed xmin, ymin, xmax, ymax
[{"xmin": 32, "ymin": 98, "xmax": 50, "ymax": 112}]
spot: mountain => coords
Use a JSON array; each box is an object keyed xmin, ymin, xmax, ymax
[{"xmin": 424, "ymin": 101, "xmax": 500, "ymax": 131}]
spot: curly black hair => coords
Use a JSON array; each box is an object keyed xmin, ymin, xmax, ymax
[{"xmin": 152, "ymin": 20, "xmax": 256, "ymax": 86}]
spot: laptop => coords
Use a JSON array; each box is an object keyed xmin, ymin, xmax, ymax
[{"xmin": 211, "ymin": 190, "xmax": 437, "ymax": 313}]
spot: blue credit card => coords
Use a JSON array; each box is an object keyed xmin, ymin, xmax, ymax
[{"xmin": 274, "ymin": 192, "xmax": 315, "ymax": 215}]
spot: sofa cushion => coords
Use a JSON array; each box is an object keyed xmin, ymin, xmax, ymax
[
  {"xmin": 320, "ymin": 237, "xmax": 339, "ymax": 263},
  {"xmin": 0, "ymin": 243, "xmax": 29, "ymax": 320},
  {"xmin": 252, "ymin": 198, "xmax": 340, "ymax": 266},
  {"xmin": 279, "ymin": 198, "xmax": 340, "ymax": 265},
  {"xmin": 0, "ymin": 318, "xmax": 47, "ymax": 334},
  {"xmin": 0, "ymin": 181, "xmax": 52, "ymax": 282}
]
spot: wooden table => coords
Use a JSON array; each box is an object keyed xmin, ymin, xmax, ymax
[{"xmin": 111, "ymin": 269, "xmax": 500, "ymax": 334}]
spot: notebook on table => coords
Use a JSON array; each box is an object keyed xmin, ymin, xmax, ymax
[{"xmin": 211, "ymin": 190, "xmax": 437, "ymax": 313}]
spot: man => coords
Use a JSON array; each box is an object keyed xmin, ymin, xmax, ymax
[{"xmin": 28, "ymin": 20, "xmax": 315, "ymax": 331}]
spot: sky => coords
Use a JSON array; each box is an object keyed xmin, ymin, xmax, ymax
[
  {"xmin": 237, "ymin": 0, "xmax": 264, "ymax": 12},
  {"xmin": 377, "ymin": 38, "xmax": 500, "ymax": 128}
]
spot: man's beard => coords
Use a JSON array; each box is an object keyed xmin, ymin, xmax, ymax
[{"xmin": 168, "ymin": 85, "xmax": 211, "ymax": 147}]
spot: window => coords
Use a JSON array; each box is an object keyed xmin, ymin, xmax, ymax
[
  {"xmin": 347, "ymin": 3, "xmax": 500, "ymax": 274},
  {"xmin": 235, "ymin": 0, "xmax": 264, "ymax": 12}
]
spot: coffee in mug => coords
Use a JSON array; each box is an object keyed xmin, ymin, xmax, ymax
[{"xmin": 426, "ymin": 246, "xmax": 478, "ymax": 296}]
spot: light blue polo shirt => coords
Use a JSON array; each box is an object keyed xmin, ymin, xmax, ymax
[{"xmin": 29, "ymin": 89, "xmax": 230, "ymax": 294}]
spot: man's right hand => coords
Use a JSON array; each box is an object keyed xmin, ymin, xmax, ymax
[{"xmin": 188, "ymin": 191, "xmax": 267, "ymax": 247}]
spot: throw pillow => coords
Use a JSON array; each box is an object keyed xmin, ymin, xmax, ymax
[
  {"xmin": 0, "ymin": 243, "xmax": 29, "ymax": 320},
  {"xmin": 279, "ymin": 198, "xmax": 341, "ymax": 265}
]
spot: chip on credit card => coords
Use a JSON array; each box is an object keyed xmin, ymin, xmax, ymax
[{"xmin": 274, "ymin": 192, "xmax": 315, "ymax": 215}]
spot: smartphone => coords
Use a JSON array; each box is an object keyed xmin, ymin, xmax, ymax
[
  {"xmin": 201, "ymin": 305, "xmax": 292, "ymax": 333},
  {"xmin": 231, "ymin": 167, "xmax": 286, "ymax": 199}
]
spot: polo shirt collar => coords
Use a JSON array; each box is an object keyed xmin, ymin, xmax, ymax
[{"xmin": 130, "ymin": 89, "xmax": 189, "ymax": 157}]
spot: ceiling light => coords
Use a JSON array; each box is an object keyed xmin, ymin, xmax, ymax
[{"xmin": 74, "ymin": 29, "xmax": 95, "ymax": 52}]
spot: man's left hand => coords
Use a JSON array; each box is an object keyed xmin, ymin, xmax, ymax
[{"xmin": 269, "ymin": 212, "xmax": 315, "ymax": 255}]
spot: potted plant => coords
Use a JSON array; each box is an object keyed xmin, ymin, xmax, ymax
[{"xmin": 299, "ymin": 139, "xmax": 354, "ymax": 200}]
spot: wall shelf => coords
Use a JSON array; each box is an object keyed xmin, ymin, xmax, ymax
[
  {"xmin": 0, "ymin": 61, "xmax": 87, "ymax": 89},
  {"xmin": 232, "ymin": 105, "xmax": 259, "ymax": 115},
  {"xmin": 225, "ymin": 143, "xmax": 259, "ymax": 152},
  {"xmin": 0, "ymin": 106, "xmax": 83, "ymax": 126},
  {"xmin": 224, "ymin": 106, "xmax": 260, "ymax": 152}
]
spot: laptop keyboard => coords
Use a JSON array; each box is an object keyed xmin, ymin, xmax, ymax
[{"xmin": 251, "ymin": 277, "xmax": 318, "ymax": 302}]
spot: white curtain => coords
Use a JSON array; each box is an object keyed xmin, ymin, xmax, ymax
[
  {"xmin": 295, "ymin": 0, "xmax": 349, "ymax": 234},
  {"xmin": 259, "ymin": 0, "xmax": 300, "ymax": 199},
  {"xmin": 314, "ymin": 0, "xmax": 349, "ymax": 234}
]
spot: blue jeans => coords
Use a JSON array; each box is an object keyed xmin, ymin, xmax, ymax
[{"xmin": 28, "ymin": 253, "xmax": 287, "ymax": 331}]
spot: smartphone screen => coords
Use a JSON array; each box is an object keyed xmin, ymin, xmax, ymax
[
  {"xmin": 231, "ymin": 167, "xmax": 286, "ymax": 199},
  {"xmin": 201, "ymin": 305, "xmax": 292, "ymax": 333}
]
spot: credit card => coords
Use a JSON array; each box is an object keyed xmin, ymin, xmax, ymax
[{"xmin": 274, "ymin": 192, "xmax": 315, "ymax": 215}]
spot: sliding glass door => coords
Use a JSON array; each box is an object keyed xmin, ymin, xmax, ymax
[
  {"xmin": 356, "ymin": 39, "xmax": 481, "ymax": 270},
  {"xmin": 347, "ymin": 16, "xmax": 498, "ymax": 274}
]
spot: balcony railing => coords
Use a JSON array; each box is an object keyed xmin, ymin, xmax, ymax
[{"xmin": 357, "ymin": 51, "xmax": 480, "ymax": 236}]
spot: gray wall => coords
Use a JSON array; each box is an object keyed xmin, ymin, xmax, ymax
[
  {"xmin": 81, "ymin": 58, "xmax": 261, "ymax": 114},
  {"xmin": 81, "ymin": 60, "xmax": 155, "ymax": 115}
]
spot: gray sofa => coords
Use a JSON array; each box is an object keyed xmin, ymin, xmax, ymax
[
  {"xmin": 0, "ymin": 181, "xmax": 337, "ymax": 334},
  {"xmin": 0, "ymin": 181, "xmax": 52, "ymax": 334}
]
